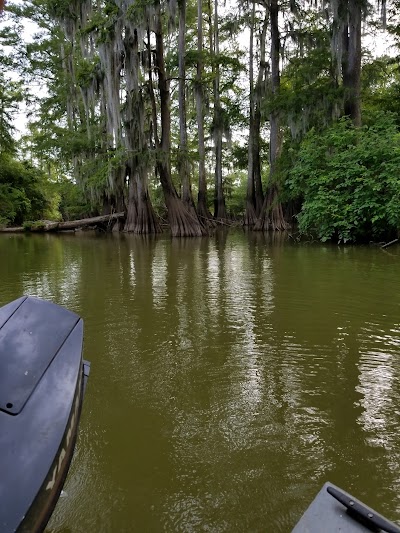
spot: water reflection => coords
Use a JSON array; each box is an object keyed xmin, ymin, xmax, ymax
[
  {"xmin": 354, "ymin": 323, "xmax": 400, "ymax": 516},
  {"xmin": 358, "ymin": 346, "xmax": 396, "ymax": 444},
  {"xmin": 151, "ymin": 242, "xmax": 168, "ymax": 308},
  {"xmin": 128, "ymin": 250, "xmax": 136, "ymax": 289},
  {"xmin": 21, "ymin": 258, "xmax": 82, "ymax": 310}
]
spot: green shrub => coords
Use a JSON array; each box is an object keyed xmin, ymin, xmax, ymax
[
  {"xmin": 0, "ymin": 155, "xmax": 51, "ymax": 226},
  {"xmin": 23, "ymin": 221, "xmax": 33, "ymax": 231},
  {"xmin": 287, "ymin": 112, "xmax": 400, "ymax": 242},
  {"xmin": 23, "ymin": 221, "xmax": 46, "ymax": 231}
]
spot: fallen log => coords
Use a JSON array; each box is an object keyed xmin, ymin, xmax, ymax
[
  {"xmin": 0, "ymin": 212, "xmax": 125, "ymax": 234},
  {"xmin": 58, "ymin": 212, "xmax": 125, "ymax": 231},
  {"xmin": 33, "ymin": 221, "xmax": 59, "ymax": 232},
  {"xmin": 0, "ymin": 226, "xmax": 24, "ymax": 233}
]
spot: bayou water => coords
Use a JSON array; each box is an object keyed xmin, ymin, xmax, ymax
[{"xmin": 1, "ymin": 231, "xmax": 399, "ymax": 532}]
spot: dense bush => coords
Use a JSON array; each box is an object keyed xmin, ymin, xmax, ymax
[
  {"xmin": 56, "ymin": 176, "xmax": 92, "ymax": 221},
  {"xmin": 287, "ymin": 112, "xmax": 400, "ymax": 242},
  {"xmin": 0, "ymin": 155, "xmax": 51, "ymax": 226}
]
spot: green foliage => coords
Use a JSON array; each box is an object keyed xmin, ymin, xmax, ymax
[
  {"xmin": 22, "ymin": 221, "xmax": 34, "ymax": 231},
  {"xmin": 224, "ymin": 170, "xmax": 247, "ymax": 218},
  {"xmin": 87, "ymin": 2, "xmax": 120, "ymax": 43},
  {"xmin": 278, "ymin": 45, "xmax": 342, "ymax": 138},
  {"xmin": 361, "ymin": 57, "xmax": 400, "ymax": 123},
  {"xmin": 0, "ymin": 183, "xmax": 29, "ymax": 226},
  {"xmin": 149, "ymin": 182, "xmax": 168, "ymax": 219},
  {"xmin": 46, "ymin": 0, "xmax": 76, "ymax": 19},
  {"xmin": 288, "ymin": 112, "xmax": 400, "ymax": 242},
  {"xmin": 56, "ymin": 176, "xmax": 92, "ymax": 220},
  {"xmin": 23, "ymin": 220, "xmax": 46, "ymax": 231},
  {"xmin": 0, "ymin": 74, "xmax": 23, "ymax": 155},
  {"xmin": 0, "ymin": 154, "xmax": 52, "ymax": 226},
  {"xmin": 76, "ymin": 56, "xmax": 101, "ymax": 89}
]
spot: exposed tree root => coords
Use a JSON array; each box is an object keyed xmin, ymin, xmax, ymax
[
  {"xmin": 166, "ymin": 195, "xmax": 207, "ymax": 237},
  {"xmin": 253, "ymin": 185, "xmax": 289, "ymax": 232},
  {"xmin": 243, "ymin": 201, "xmax": 257, "ymax": 227},
  {"xmin": 197, "ymin": 196, "xmax": 215, "ymax": 228},
  {"xmin": 124, "ymin": 192, "xmax": 161, "ymax": 234}
]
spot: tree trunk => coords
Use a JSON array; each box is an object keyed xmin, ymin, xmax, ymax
[
  {"xmin": 124, "ymin": 175, "xmax": 138, "ymax": 232},
  {"xmin": 253, "ymin": 106, "xmax": 263, "ymax": 216},
  {"xmin": 178, "ymin": 0, "xmax": 197, "ymax": 214},
  {"xmin": 0, "ymin": 213, "xmax": 126, "ymax": 233},
  {"xmin": 123, "ymin": 25, "xmax": 161, "ymax": 234},
  {"xmin": 97, "ymin": 16, "xmax": 129, "ymax": 214},
  {"xmin": 101, "ymin": 188, "xmax": 125, "ymax": 219},
  {"xmin": 147, "ymin": 27, "xmax": 160, "ymax": 149},
  {"xmin": 58, "ymin": 212, "xmax": 125, "ymax": 230},
  {"xmin": 101, "ymin": 193, "xmax": 113, "ymax": 215},
  {"xmin": 196, "ymin": 0, "xmax": 213, "ymax": 223},
  {"xmin": 124, "ymin": 169, "xmax": 161, "ymax": 234},
  {"xmin": 253, "ymin": 12, "xmax": 268, "ymax": 216},
  {"xmin": 244, "ymin": 0, "xmax": 257, "ymax": 227},
  {"xmin": 343, "ymin": 0, "xmax": 362, "ymax": 126},
  {"xmin": 254, "ymin": 0, "xmax": 287, "ymax": 232},
  {"xmin": 213, "ymin": 0, "xmax": 227, "ymax": 220},
  {"xmin": 154, "ymin": 7, "xmax": 206, "ymax": 237},
  {"xmin": 109, "ymin": 165, "xmax": 126, "ymax": 223}
]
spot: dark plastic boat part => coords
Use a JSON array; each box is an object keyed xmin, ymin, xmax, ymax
[
  {"xmin": 0, "ymin": 296, "xmax": 90, "ymax": 533},
  {"xmin": 293, "ymin": 482, "xmax": 400, "ymax": 532}
]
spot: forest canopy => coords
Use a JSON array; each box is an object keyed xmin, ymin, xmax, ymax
[{"xmin": 0, "ymin": 0, "xmax": 399, "ymax": 241}]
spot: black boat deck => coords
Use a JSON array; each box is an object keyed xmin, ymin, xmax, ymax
[{"xmin": 0, "ymin": 296, "xmax": 87, "ymax": 533}]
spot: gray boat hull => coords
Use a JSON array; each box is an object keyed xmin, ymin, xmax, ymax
[{"xmin": 293, "ymin": 482, "xmax": 400, "ymax": 532}]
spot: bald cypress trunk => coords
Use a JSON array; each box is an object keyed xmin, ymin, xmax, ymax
[
  {"xmin": 253, "ymin": 12, "xmax": 268, "ymax": 216},
  {"xmin": 154, "ymin": 8, "xmax": 206, "ymax": 237},
  {"xmin": 196, "ymin": 0, "xmax": 213, "ymax": 223},
  {"xmin": 254, "ymin": 0, "xmax": 287, "ymax": 231},
  {"xmin": 331, "ymin": 0, "xmax": 363, "ymax": 126},
  {"xmin": 245, "ymin": 2, "xmax": 267, "ymax": 226},
  {"xmin": 178, "ymin": 0, "xmax": 196, "ymax": 212},
  {"xmin": 213, "ymin": 0, "xmax": 227, "ymax": 220},
  {"xmin": 244, "ymin": 0, "xmax": 257, "ymax": 227},
  {"xmin": 123, "ymin": 27, "xmax": 160, "ymax": 234},
  {"xmin": 97, "ymin": 15, "xmax": 126, "ymax": 217},
  {"xmin": 343, "ymin": 0, "xmax": 362, "ymax": 126}
]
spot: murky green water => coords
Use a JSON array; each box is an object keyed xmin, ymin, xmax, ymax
[{"xmin": 1, "ymin": 231, "xmax": 400, "ymax": 532}]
